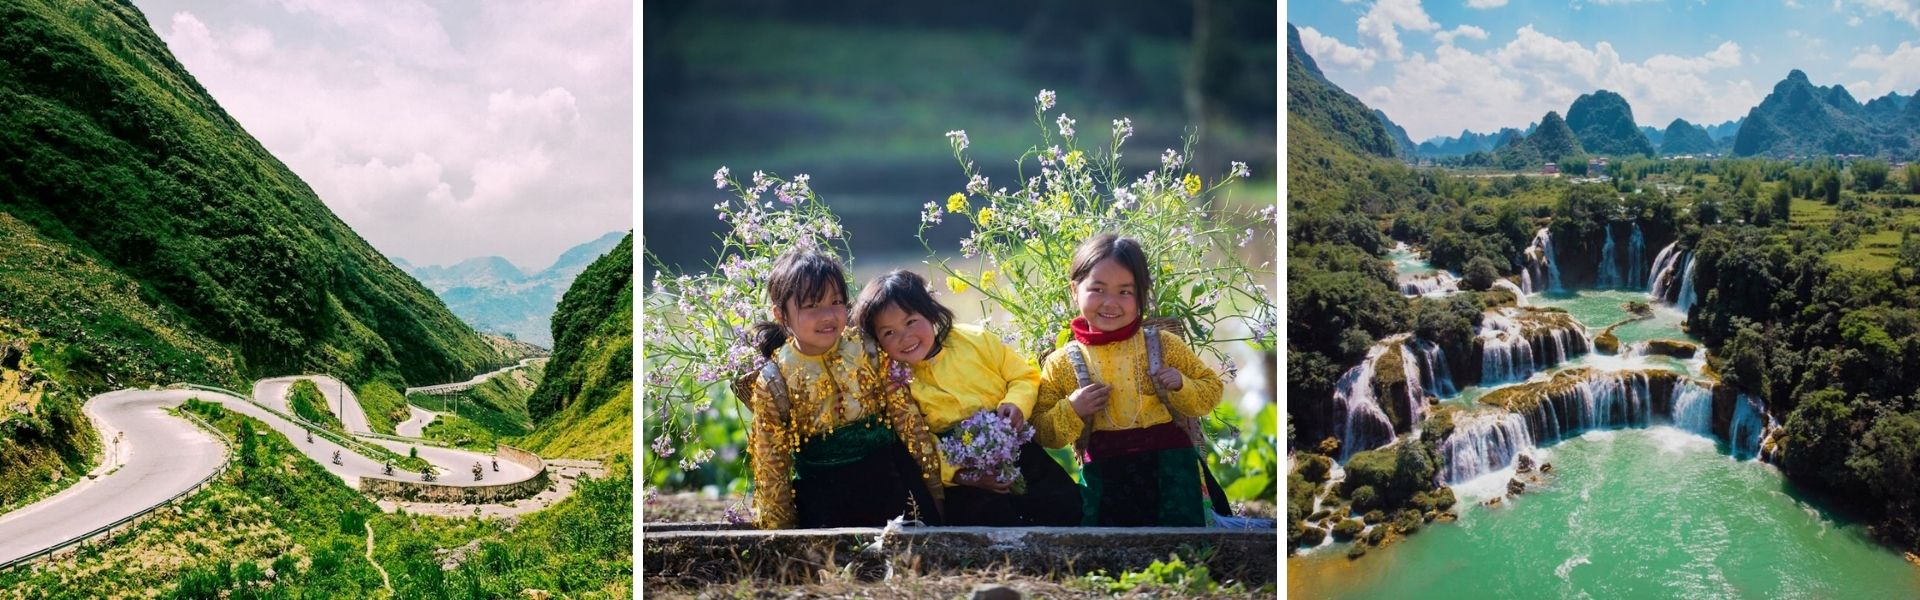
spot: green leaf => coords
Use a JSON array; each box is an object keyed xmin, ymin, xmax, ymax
[{"xmin": 1225, "ymin": 473, "xmax": 1271, "ymax": 503}]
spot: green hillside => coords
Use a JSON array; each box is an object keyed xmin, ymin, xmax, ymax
[
  {"xmin": 1565, "ymin": 90, "xmax": 1655, "ymax": 157},
  {"xmin": 1496, "ymin": 111, "xmax": 1586, "ymax": 169},
  {"xmin": 1733, "ymin": 70, "xmax": 1920, "ymax": 159},
  {"xmin": 0, "ymin": 0, "xmax": 505, "ymax": 392},
  {"xmin": 520, "ymin": 234, "xmax": 632, "ymax": 460},
  {"xmin": 1660, "ymin": 118, "xmax": 1716, "ymax": 155},
  {"xmin": 0, "ymin": 400, "xmax": 632, "ymax": 598}
]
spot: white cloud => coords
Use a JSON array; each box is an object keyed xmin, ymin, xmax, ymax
[
  {"xmin": 1837, "ymin": 0, "xmax": 1920, "ymax": 29},
  {"xmin": 1371, "ymin": 26, "xmax": 1759, "ymax": 139},
  {"xmin": 1467, "ymin": 0, "xmax": 1509, "ymax": 7},
  {"xmin": 1785, "ymin": 0, "xmax": 1804, "ymax": 7},
  {"xmin": 1297, "ymin": 25, "xmax": 1378, "ymax": 71},
  {"xmin": 1847, "ymin": 42, "xmax": 1920, "ymax": 97},
  {"xmin": 1850, "ymin": 15, "xmax": 1865, "ymax": 25},
  {"xmin": 1434, "ymin": 25, "xmax": 1490, "ymax": 46},
  {"xmin": 152, "ymin": 2, "xmax": 631, "ymax": 269},
  {"xmin": 1356, "ymin": 0, "xmax": 1439, "ymax": 60}
]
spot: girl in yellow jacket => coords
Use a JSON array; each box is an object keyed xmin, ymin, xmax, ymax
[
  {"xmin": 850, "ymin": 270, "xmax": 1082, "ymax": 526},
  {"xmin": 1031, "ymin": 234, "xmax": 1226, "ymax": 527},
  {"xmin": 744, "ymin": 250, "xmax": 945, "ymax": 529}
]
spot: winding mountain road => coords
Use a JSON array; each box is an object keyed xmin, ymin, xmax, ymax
[{"xmin": 0, "ymin": 366, "xmax": 548, "ymax": 568}]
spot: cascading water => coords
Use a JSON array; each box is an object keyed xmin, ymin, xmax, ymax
[
  {"xmin": 1526, "ymin": 228, "xmax": 1564, "ymax": 293},
  {"xmin": 1440, "ymin": 412, "xmax": 1535, "ymax": 483},
  {"xmin": 1331, "ymin": 345, "xmax": 1395, "ymax": 461},
  {"xmin": 1597, "ymin": 222, "xmax": 1620, "ymax": 288},
  {"xmin": 1648, "ymin": 242, "xmax": 1682, "ymax": 297},
  {"xmin": 1401, "ymin": 272, "xmax": 1461, "ymax": 297},
  {"xmin": 1628, "ymin": 222, "xmax": 1646, "ymax": 288},
  {"xmin": 1399, "ymin": 343, "xmax": 1429, "ymax": 430},
  {"xmin": 1674, "ymin": 254, "xmax": 1699, "ymax": 314},
  {"xmin": 1478, "ymin": 313, "xmax": 1538, "ymax": 385},
  {"xmin": 1730, "ymin": 394, "xmax": 1767, "ymax": 458},
  {"xmin": 1670, "ymin": 379, "xmax": 1715, "ymax": 434},
  {"xmin": 1408, "ymin": 337, "xmax": 1457, "ymax": 398}
]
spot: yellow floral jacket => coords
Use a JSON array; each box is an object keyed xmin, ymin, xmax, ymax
[
  {"xmin": 1031, "ymin": 329, "xmax": 1223, "ymax": 451},
  {"xmin": 747, "ymin": 329, "xmax": 943, "ymax": 529}
]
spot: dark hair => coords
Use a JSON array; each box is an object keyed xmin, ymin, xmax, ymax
[
  {"xmin": 749, "ymin": 250, "xmax": 850, "ymax": 358},
  {"xmin": 1067, "ymin": 233, "xmax": 1152, "ymax": 312},
  {"xmin": 850, "ymin": 270, "xmax": 956, "ymax": 360}
]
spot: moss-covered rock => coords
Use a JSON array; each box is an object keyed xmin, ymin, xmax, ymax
[
  {"xmin": 1331, "ymin": 518, "xmax": 1364, "ymax": 541},
  {"xmin": 1642, "ymin": 339, "xmax": 1700, "ymax": 359},
  {"xmin": 1295, "ymin": 453, "xmax": 1333, "ymax": 484},
  {"xmin": 1594, "ymin": 330, "xmax": 1620, "ymax": 355}
]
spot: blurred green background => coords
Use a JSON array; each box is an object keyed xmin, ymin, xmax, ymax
[{"xmin": 642, "ymin": 0, "xmax": 1277, "ymax": 274}]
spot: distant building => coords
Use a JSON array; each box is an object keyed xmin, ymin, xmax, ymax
[{"xmin": 1543, "ymin": 162, "xmax": 1559, "ymax": 175}]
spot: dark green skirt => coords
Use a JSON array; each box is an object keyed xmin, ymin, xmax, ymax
[
  {"xmin": 1081, "ymin": 445, "xmax": 1210, "ymax": 527},
  {"xmin": 790, "ymin": 415, "xmax": 941, "ymax": 527}
]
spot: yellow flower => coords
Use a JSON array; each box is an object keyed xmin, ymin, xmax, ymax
[
  {"xmin": 962, "ymin": 431, "xmax": 975, "ymax": 446},
  {"xmin": 1053, "ymin": 191, "xmax": 1071, "ymax": 211},
  {"xmin": 947, "ymin": 275, "xmax": 970, "ymax": 293},
  {"xmin": 947, "ymin": 193, "xmax": 968, "ymax": 214},
  {"xmin": 980, "ymin": 270, "xmax": 995, "ymax": 288},
  {"xmin": 977, "ymin": 207, "xmax": 996, "ymax": 228},
  {"xmin": 1065, "ymin": 150, "xmax": 1085, "ymax": 170},
  {"xmin": 1182, "ymin": 173, "xmax": 1202, "ymax": 196}
]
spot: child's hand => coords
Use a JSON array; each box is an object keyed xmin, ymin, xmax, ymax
[
  {"xmin": 956, "ymin": 469, "xmax": 1012, "ymax": 493},
  {"xmin": 996, "ymin": 402, "xmax": 1026, "ymax": 432},
  {"xmin": 1069, "ymin": 383, "xmax": 1110, "ymax": 418},
  {"xmin": 1152, "ymin": 366, "xmax": 1184, "ymax": 391}
]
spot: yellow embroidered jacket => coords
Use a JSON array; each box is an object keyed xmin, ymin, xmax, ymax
[
  {"xmin": 1031, "ymin": 329, "xmax": 1223, "ymax": 450},
  {"xmin": 905, "ymin": 324, "xmax": 1040, "ymax": 485},
  {"xmin": 747, "ymin": 329, "xmax": 944, "ymax": 529}
]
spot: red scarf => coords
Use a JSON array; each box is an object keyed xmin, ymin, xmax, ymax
[{"xmin": 1070, "ymin": 316, "xmax": 1142, "ymax": 346}]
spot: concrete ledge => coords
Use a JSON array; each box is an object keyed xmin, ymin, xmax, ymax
[{"xmin": 642, "ymin": 526, "xmax": 1276, "ymax": 585}]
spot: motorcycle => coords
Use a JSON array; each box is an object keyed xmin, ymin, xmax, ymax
[
  {"xmin": 382, "ymin": 462, "xmax": 394, "ymax": 476},
  {"xmin": 331, "ymin": 450, "xmax": 342, "ymax": 466},
  {"xmin": 422, "ymin": 470, "xmax": 436, "ymax": 482},
  {"xmin": 472, "ymin": 463, "xmax": 484, "ymax": 481}
]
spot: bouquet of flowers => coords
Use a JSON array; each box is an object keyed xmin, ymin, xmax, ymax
[{"xmin": 938, "ymin": 408, "xmax": 1035, "ymax": 494}]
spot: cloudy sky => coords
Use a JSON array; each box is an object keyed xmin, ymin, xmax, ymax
[
  {"xmin": 134, "ymin": 0, "xmax": 631, "ymax": 272},
  {"xmin": 1291, "ymin": 0, "xmax": 1920, "ymax": 141}
]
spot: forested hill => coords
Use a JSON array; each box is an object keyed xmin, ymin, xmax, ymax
[
  {"xmin": 1288, "ymin": 24, "xmax": 1398, "ymax": 166},
  {"xmin": 520, "ymin": 233, "xmax": 632, "ymax": 460},
  {"xmin": 0, "ymin": 0, "xmax": 505, "ymax": 388},
  {"xmin": 1733, "ymin": 69, "xmax": 1920, "ymax": 159}
]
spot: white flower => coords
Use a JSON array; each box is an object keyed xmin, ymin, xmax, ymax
[
  {"xmin": 946, "ymin": 130, "xmax": 970, "ymax": 151},
  {"xmin": 1161, "ymin": 149, "xmax": 1183, "ymax": 170},
  {"xmin": 1232, "ymin": 161, "xmax": 1251, "ymax": 178},
  {"xmin": 1036, "ymin": 89, "xmax": 1056, "ymax": 111},
  {"xmin": 967, "ymin": 174, "xmax": 990, "ymax": 196},
  {"xmin": 713, "ymin": 166, "xmax": 730, "ymax": 189},
  {"xmin": 1112, "ymin": 118, "xmax": 1133, "ymax": 145},
  {"xmin": 1056, "ymin": 113, "xmax": 1075, "ymax": 137}
]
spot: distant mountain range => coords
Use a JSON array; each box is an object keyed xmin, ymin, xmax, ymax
[
  {"xmin": 1369, "ymin": 68, "xmax": 1920, "ymax": 161},
  {"xmin": 1732, "ymin": 70, "xmax": 1920, "ymax": 158},
  {"xmin": 399, "ymin": 232, "xmax": 626, "ymax": 348}
]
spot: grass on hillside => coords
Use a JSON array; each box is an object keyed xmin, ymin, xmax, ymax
[
  {"xmin": 0, "ymin": 339, "xmax": 95, "ymax": 515},
  {"xmin": 355, "ymin": 382, "xmax": 408, "ymax": 436},
  {"xmin": 0, "ymin": 401, "xmax": 632, "ymax": 599},
  {"xmin": 409, "ymin": 362, "xmax": 541, "ymax": 450},
  {"xmin": 288, "ymin": 379, "xmax": 343, "ymax": 432}
]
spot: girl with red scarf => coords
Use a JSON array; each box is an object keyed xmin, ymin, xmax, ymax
[{"xmin": 1030, "ymin": 234, "xmax": 1226, "ymax": 526}]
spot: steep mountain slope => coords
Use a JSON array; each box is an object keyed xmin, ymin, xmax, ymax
[
  {"xmin": 519, "ymin": 234, "xmax": 632, "ymax": 460},
  {"xmin": 406, "ymin": 232, "xmax": 625, "ymax": 348},
  {"xmin": 1376, "ymin": 109, "xmax": 1419, "ymax": 160},
  {"xmin": 1566, "ymin": 90, "xmax": 1656, "ymax": 157},
  {"xmin": 1496, "ymin": 111, "xmax": 1585, "ymax": 168},
  {"xmin": 1287, "ymin": 24, "xmax": 1397, "ymax": 163},
  {"xmin": 1733, "ymin": 70, "xmax": 1917, "ymax": 158},
  {"xmin": 1660, "ymin": 118, "xmax": 1717, "ymax": 155},
  {"xmin": 0, "ymin": 0, "xmax": 504, "ymax": 389}
]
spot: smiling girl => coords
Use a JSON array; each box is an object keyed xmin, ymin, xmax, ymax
[
  {"xmin": 850, "ymin": 270, "xmax": 1083, "ymax": 526},
  {"xmin": 1031, "ymin": 233, "xmax": 1225, "ymax": 527},
  {"xmin": 743, "ymin": 250, "xmax": 945, "ymax": 529}
]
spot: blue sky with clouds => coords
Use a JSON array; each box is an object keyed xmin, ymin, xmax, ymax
[{"xmin": 1291, "ymin": 0, "xmax": 1920, "ymax": 141}]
